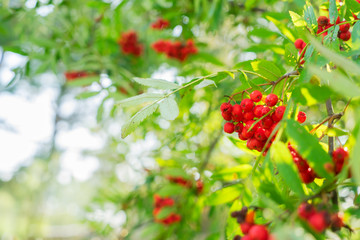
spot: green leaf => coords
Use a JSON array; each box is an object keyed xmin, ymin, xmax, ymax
[
  {"xmin": 115, "ymin": 93, "xmax": 164, "ymax": 107},
  {"xmin": 251, "ymin": 60, "xmax": 283, "ymax": 81},
  {"xmin": 304, "ymin": 4, "xmax": 317, "ymax": 30},
  {"xmin": 212, "ymin": 165, "xmax": 253, "ymax": 181},
  {"xmin": 159, "ymin": 98, "xmax": 179, "ymax": 121},
  {"xmin": 285, "ymin": 43, "xmax": 298, "ymax": 65},
  {"xmin": 289, "ymin": 11, "xmax": 306, "ymax": 27},
  {"xmin": 352, "ymin": 21, "xmax": 360, "ymax": 43},
  {"xmin": 121, "ymin": 103, "xmax": 158, "ymax": 138},
  {"xmin": 271, "ymin": 142, "xmax": 305, "ymax": 197},
  {"xmin": 226, "ymin": 200, "xmax": 243, "ymax": 239},
  {"xmin": 351, "ymin": 126, "xmax": 360, "ymax": 186},
  {"xmin": 205, "ymin": 185, "xmax": 243, "ymax": 206},
  {"xmin": 286, "ymin": 119, "xmax": 333, "ymax": 179},
  {"xmin": 133, "ymin": 77, "xmax": 179, "ymax": 90},
  {"xmin": 347, "ymin": 0, "xmax": 360, "ymax": 12},
  {"xmin": 265, "ymin": 15, "xmax": 296, "ymax": 42},
  {"xmin": 291, "ymin": 84, "xmax": 332, "ymax": 106},
  {"xmin": 75, "ymin": 91, "xmax": 99, "ymax": 99},
  {"xmin": 328, "ymin": 0, "xmax": 338, "ymax": 24},
  {"xmin": 228, "ymin": 137, "xmax": 260, "ymax": 156},
  {"xmin": 157, "ymin": 184, "xmax": 186, "ymax": 197},
  {"xmin": 308, "ymin": 34, "xmax": 360, "ymax": 76},
  {"xmin": 156, "ymin": 207, "xmax": 175, "ymax": 219},
  {"xmin": 308, "ymin": 66, "xmax": 360, "ymax": 98},
  {"xmin": 66, "ymin": 76, "xmax": 99, "ymax": 87},
  {"xmin": 161, "ymin": 168, "xmax": 189, "ymax": 179}
]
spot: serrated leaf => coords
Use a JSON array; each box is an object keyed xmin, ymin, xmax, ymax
[
  {"xmin": 116, "ymin": 93, "xmax": 164, "ymax": 107},
  {"xmin": 205, "ymin": 185, "xmax": 243, "ymax": 206},
  {"xmin": 304, "ymin": 4, "xmax": 317, "ymax": 30},
  {"xmin": 286, "ymin": 119, "xmax": 333, "ymax": 179},
  {"xmin": 159, "ymin": 98, "xmax": 179, "ymax": 121},
  {"xmin": 271, "ymin": 142, "xmax": 305, "ymax": 197},
  {"xmin": 329, "ymin": 0, "xmax": 338, "ymax": 24},
  {"xmin": 308, "ymin": 35, "xmax": 360, "ymax": 76},
  {"xmin": 265, "ymin": 15, "xmax": 296, "ymax": 42},
  {"xmin": 121, "ymin": 103, "xmax": 158, "ymax": 138},
  {"xmin": 133, "ymin": 77, "xmax": 179, "ymax": 90},
  {"xmin": 251, "ymin": 60, "xmax": 282, "ymax": 81},
  {"xmin": 308, "ymin": 66, "xmax": 360, "ymax": 97},
  {"xmin": 289, "ymin": 11, "xmax": 306, "ymax": 27},
  {"xmin": 347, "ymin": 0, "xmax": 360, "ymax": 12}
]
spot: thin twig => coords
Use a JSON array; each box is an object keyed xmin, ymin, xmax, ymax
[{"xmin": 200, "ymin": 129, "xmax": 222, "ymax": 172}]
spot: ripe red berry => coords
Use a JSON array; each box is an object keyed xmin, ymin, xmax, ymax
[
  {"xmin": 274, "ymin": 106, "xmax": 286, "ymax": 120},
  {"xmin": 240, "ymin": 98, "xmax": 254, "ymax": 112},
  {"xmin": 294, "ymin": 39, "xmax": 305, "ymax": 50},
  {"xmin": 232, "ymin": 104, "xmax": 243, "ymax": 122},
  {"xmin": 248, "ymin": 225, "xmax": 269, "ymax": 240},
  {"xmin": 297, "ymin": 111, "xmax": 306, "ymax": 123},
  {"xmin": 245, "ymin": 120, "xmax": 258, "ymax": 132},
  {"xmin": 253, "ymin": 105, "xmax": 264, "ymax": 118},
  {"xmin": 250, "ymin": 90, "xmax": 263, "ymax": 102},
  {"xmin": 261, "ymin": 106, "xmax": 271, "ymax": 116},
  {"xmin": 255, "ymin": 128, "xmax": 267, "ymax": 141},
  {"xmin": 298, "ymin": 203, "xmax": 315, "ymax": 220},
  {"xmin": 243, "ymin": 111, "xmax": 255, "ymax": 121},
  {"xmin": 339, "ymin": 31, "xmax": 351, "ymax": 41},
  {"xmin": 242, "ymin": 128, "xmax": 254, "ymax": 139},
  {"xmin": 317, "ymin": 16, "xmax": 330, "ymax": 27},
  {"xmin": 246, "ymin": 138, "xmax": 257, "ymax": 150},
  {"xmin": 265, "ymin": 94, "xmax": 278, "ymax": 107},
  {"xmin": 240, "ymin": 222, "xmax": 253, "ymax": 234},
  {"xmin": 339, "ymin": 22, "xmax": 350, "ymax": 32},
  {"xmin": 261, "ymin": 116, "xmax": 273, "ymax": 129},
  {"xmin": 234, "ymin": 123, "xmax": 244, "ymax": 133},
  {"xmin": 332, "ymin": 147, "xmax": 349, "ymax": 161},
  {"xmin": 221, "ymin": 102, "xmax": 233, "ymax": 113},
  {"xmin": 300, "ymin": 170, "xmax": 315, "ymax": 184},
  {"xmin": 308, "ymin": 212, "xmax": 329, "ymax": 233},
  {"xmin": 222, "ymin": 111, "xmax": 232, "ymax": 121},
  {"xmin": 241, "ymin": 236, "xmax": 251, "ymax": 240},
  {"xmin": 224, "ymin": 122, "xmax": 235, "ymax": 134},
  {"xmin": 239, "ymin": 131, "xmax": 249, "ymax": 140},
  {"xmin": 330, "ymin": 213, "xmax": 344, "ymax": 231}
]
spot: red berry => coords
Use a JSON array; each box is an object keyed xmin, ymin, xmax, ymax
[
  {"xmin": 253, "ymin": 105, "xmax": 264, "ymax": 118},
  {"xmin": 274, "ymin": 106, "xmax": 286, "ymax": 120},
  {"xmin": 298, "ymin": 203, "xmax": 315, "ymax": 220},
  {"xmin": 239, "ymin": 131, "xmax": 249, "ymax": 140},
  {"xmin": 332, "ymin": 147, "xmax": 349, "ymax": 161},
  {"xmin": 234, "ymin": 123, "xmax": 244, "ymax": 133},
  {"xmin": 247, "ymin": 138, "xmax": 257, "ymax": 150},
  {"xmin": 221, "ymin": 102, "xmax": 233, "ymax": 113},
  {"xmin": 261, "ymin": 116, "xmax": 273, "ymax": 129},
  {"xmin": 265, "ymin": 94, "xmax": 278, "ymax": 107},
  {"xmin": 294, "ymin": 39, "xmax": 305, "ymax": 50},
  {"xmin": 330, "ymin": 213, "xmax": 344, "ymax": 230},
  {"xmin": 240, "ymin": 98, "xmax": 255, "ymax": 112},
  {"xmin": 222, "ymin": 111, "xmax": 232, "ymax": 121},
  {"xmin": 339, "ymin": 31, "xmax": 351, "ymax": 41},
  {"xmin": 224, "ymin": 122, "xmax": 235, "ymax": 134},
  {"xmin": 255, "ymin": 128, "xmax": 267, "ymax": 141},
  {"xmin": 240, "ymin": 222, "xmax": 253, "ymax": 234},
  {"xmin": 242, "ymin": 128, "xmax": 254, "ymax": 139},
  {"xmin": 243, "ymin": 111, "xmax": 255, "ymax": 121},
  {"xmin": 232, "ymin": 104, "xmax": 243, "ymax": 122},
  {"xmin": 317, "ymin": 16, "xmax": 330, "ymax": 27},
  {"xmin": 248, "ymin": 225, "xmax": 269, "ymax": 240},
  {"xmin": 250, "ymin": 90, "xmax": 263, "ymax": 102},
  {"xmin": 297, "ymin": 111, "xmax": 306, "ymax": 123},
  {"xmin": 336, "ymin": 16, "xmax": 341, "ymax": 25},
  {"xmin": 300, "ymin": 170, "xmax": 315, "ymax": 184},
  {"xmin": 241, "ymin": 236, "xmax": 251, "ymax": 240},
  {"xmin": 308, "ymin": 212, "xmax": 329, "ymax": 233},
  {"xmin": 339, "ymin": 22, "xmax": 350, "ymax": 32},
  {"xmin": 261, "ymin": 106, "xmax": 271, "ymax": 116},
  {"xmin": 245, "ymin": 121, "xmax": 258, "ymax": 132}
]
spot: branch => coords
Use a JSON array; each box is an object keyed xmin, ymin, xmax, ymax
[{"xmin": 200, "ymin": 129, "xmax": 222, "ymax": 172}]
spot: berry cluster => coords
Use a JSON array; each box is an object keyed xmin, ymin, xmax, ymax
[
  {"xmin": 117, "ymin": 31, "xmax": 143, "ymax": 57},
  {"xmin": 288, "ymin": 144, "xmax": 316, "ymax": 184},
  {"xmin": 151, "ymin": 18, "xmax": 170, "ymax": 30},
  {"xmin": 317, "ymin": 16, "xmax": 351, "ymax": 41},
  {"xmin": 231, "ymin": 207, "xmax": 273, "ymax": 240},
  {"xmin": 167, "ymin": 175, "xmax": 204, "ymax": 194},
  {"xmin": 325, "ymin": 147, "xmax": 349, "ymax": 175},
  {"xmin": 64, "ymin": 71, "xmax": 90, "ymax": 81},
  {"xmin": 221, "ymin": 91, "xmax": 306, "ymax": 153},
  {"xmin": 152, "ymin": 39, "xmax": 198, "ymax": 61},
  {"xmin": 298, "ymin": 202, "xmax": 344, "ymax": 233},
  {"xmin": 153, "ymin": 194, "xmax": 181, "ymax": 225}
]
